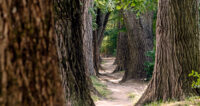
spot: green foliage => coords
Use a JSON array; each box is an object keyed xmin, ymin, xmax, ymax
[
  {"xmin": 91, "ymin": 95, "xmax": 99, "ymax": 102},
  {"xmin": 100, "ymin": 32, "xmax": 117, "ymax": 56},
  {"xmin": 115, "ymin": 0, "xmax": 158, "ymax": 16},
  {"xmin": 100, "ymin": 26, "xmax": 126, "ymax": 56},
  {"xmin": 95, "ymin": 0, "xmax": 115, "ymax": 12},
  {"xmin": 189, "ymin": 70, "xmax": 200, "ymax": 88},
  {"xmin": 145, "ymin": 96, "xmax": 200, "ymax": 106},
  {"xmin": 144, "ymin": 50, "xmax": 155, "ymax": 80},
  {"xmin": 94, "ymin": 0, "xmax": 158, "ymax": 17},
  {"xmin": 100, "ymin": 12, "xmax": 123, "ymax": 56},
  {"xmin": 91, "ymin": 0, "xmax": 116, "ymax": 30},
  {"xmin": 88, "ymin": 7, "xmax": 98, "ymax": 30},
  {"xmin": 145, "ymin": 100, "xmax": 163, "ymax": 106},
  {"xmin": 112, "ymin": 49, "xmax": 117, "ymax": 56}
]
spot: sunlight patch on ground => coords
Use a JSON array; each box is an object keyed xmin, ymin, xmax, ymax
[
  {"xmin": 95, "ymin": 58, "xmax": 147, "ymax": 106},
  {"xmin": 109, "ymin": 78, "xmax": 122, "ymax": 83}
]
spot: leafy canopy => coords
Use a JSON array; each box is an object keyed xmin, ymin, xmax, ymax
[{"xmin": 95, "ymin": 0, "xmax": 157, "ymax": 15}]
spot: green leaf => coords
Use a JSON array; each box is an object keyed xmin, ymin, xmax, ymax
[
  {"xmin": 131, "ymin": 2, "xmax": 136, "ymax": 7},
  {"xmin": 116, "ymin": 5, "xmax": 122, "ymax": 10}
]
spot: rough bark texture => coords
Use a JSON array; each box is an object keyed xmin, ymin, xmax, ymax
[
  {"xmin": 113, "ymin": 22, "xmax": 129, "ymax": 73},
  {"xmin": 136, "ymin": 0, "xmax": 200, "ymax": 105},
  {"xmin": 122, "ymin": 11, "xmax": 154, "ymax": 81},
  {"xmin": 93, "ymin": 9, "xmax": 110, "ymax": 75},
  {"xmin": 83, "ymin": 0, "xmax": 102, "ymax": 98},
  {"xmin": 83, "ymin": 0, "xmax": 95, "ymax": 76},
  {"xmin": 0, "ymin": 1, "xmax": 65, "ymax": 106},
  {"xmin": 54, "ymin": 0, "xmax": 95, "ymax": 106}
]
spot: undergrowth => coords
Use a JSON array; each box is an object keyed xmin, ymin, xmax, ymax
[
  {"xmin": 90, "ymin": 76, "xmax": 111, "ymax": 101},
  {"xmin": 145, "ymin": 96, "xmax": 200, "ymax": 106}
]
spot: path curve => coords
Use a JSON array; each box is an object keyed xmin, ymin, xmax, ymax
[{"xmin": 95, "ymin": 57, "xmax": 147, "ymax": 106}]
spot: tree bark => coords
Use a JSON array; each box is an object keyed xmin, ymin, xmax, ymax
[
  {"xmin": 0, "ymin": 1, "xmax": 65, "ymax": 106},
  {"xmin": 83, "ymin": 0, "xmax": 103, "ymax": 99},
  {"xmin": 122, "ymin": 11, "xmax": 154, "ymax": 81},
  {"xmin": 136, "ymin": 0, "xmax": 200, "ymax": 105},
  {"xmin": 93, "ymin": 9, "xmax": 110, "ymax": 75},
  {"xmin": 113, "ymin": 22, "xmax": 129, "ymax": 73},
  {"xmin": 54, "ymin": 0, "xmax": 95, "ymax": 106},
  {"xmin": 83, "ymin": 0, "xmax": 95, "ymax": 76}
]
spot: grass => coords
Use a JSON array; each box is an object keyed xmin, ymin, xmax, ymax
[
  {"xmin": 128, "ymin": 93, "xmax": 136, "ymax": 99},
  {"xmin": 120, "ymin": 70, "xmax": 125, "ymax": 73},
  {"xmin": 145, "ymin": 96, "xmax": 200, "ymax": 106},
  {"xmin": 128, "ymin": 92, "xmax": 137, "ymax": 104},
  {"xmin": 90, "ymin": 76, "xmax": 111, "ymax": 101},
  {"xmin": 101, "ymin": 61, "xmax": 106, "ymax": 64},
  {"xmin": 91, "ymin": 95, "xmax": 100, "ymax": 102},
  {"xmin": 145, "ymin": 100, "xmax": 163, "ymax": 106}
]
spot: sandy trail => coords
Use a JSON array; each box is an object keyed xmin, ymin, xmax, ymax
[{"xmin": 95, "ymin": 57, "xmax": 148, "ymax": 106}]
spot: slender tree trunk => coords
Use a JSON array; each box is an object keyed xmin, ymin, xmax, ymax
[
  {"xmin": 122, "ymin": 11, "xmax": 154, "ymax": 82},
  {"xmin": 136, "ymin": 0, "xmax": 200, "ymax": 105},
  {"xmin": 97, "ymin": 12, "xmax": 111, "ymax": 47},
  {"xmin": 54, "ymin": 0, "xmax": 95, "ymax": 106},
  {"xmin": 0, "ymin": 1, "xmax": 64, "ymax": 106},
  {"xmin": 93, "ymin": 31, "xmax": 100, "ymax": 75},
  {"xmin": 93, "ymin": 9, "xmax": 110, "ymax": 75}
]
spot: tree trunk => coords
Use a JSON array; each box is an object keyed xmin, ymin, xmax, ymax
[
  {"xmin": 83, "ymin": 0, "xmax": 95, "ymax": 76},
  {"xmin": 54, "ymin": 0, "xmax": 95, "ymax": 106},
  {"xmin": 122, "ymin": 11, "xmax": 154, "ymax": 82},
  {"xmin": 93, "ymin": 9, "xmax": 110, "ymax": 75},
  {"xmin": 113, "ymin": 22, "xmax": 129, "ymax": 73},
  {"xmin": 93, "ymin": 31, "xmax": 100, "ymax": 75},
  {"xmin": 83, "ymin": 0, "xmax": 102, "ymax": 99},
  {"xmin": 136, "ymin": 0, "xmax": 200, "ymax": 105},
  {"xmin": 0, "ymin": 1, "xmax": 65, "ymax": 106}
]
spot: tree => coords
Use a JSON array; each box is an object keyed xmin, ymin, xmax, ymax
[
  {"xmin": 54, "ymin": 0, "xmax": 95, "ymax": 105},
  {"xmin": 136, "ymin": 0, "xmax": 200, "ymax": 105},
  {"xmin": 113, "ymin": 21, "xmax": 129, "ymax": 73},
  {"xmin": 0, "ymin": 0, "xmax": 64, "ymax": 105},
  {"xmin": 84, "ymin": 0, "xmax": 96, "ymax": 76},
  {"xmin": 121, "ymin": 11, "xmax": 154, "ymax": 81},
  {"xmin": 93, "ymin": 9, "xmax": 110, "ymax": 75}
]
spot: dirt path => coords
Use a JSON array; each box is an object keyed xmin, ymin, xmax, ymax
[{"xmin": 95, "ymin": 57, "xmax": 148, "ymax": 106}]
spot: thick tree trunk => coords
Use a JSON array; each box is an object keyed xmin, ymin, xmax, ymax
[
  {"xmin": 136, "ymin": 0, "xmax": 200, "ymax": 105},
  {"xmin": 83, "ymin": 0, "xmax": 95, "ymax": 76},
  {"xmin": 0, "ymin": 1, "xmax": 64, "ymax": 106},
  {"xmin": 113, "ymin": 22, "xmax": 129, "ymax": 73},
  {"xmin": 93, "ymin": 9, "xmax": 110, "ymax": 75},
  {"xmin": 83, "ymin": 0, "xmax": 102, "ymax": 99},
  {"xmin": 122, "ymin": 11, "xmax": 154, "ymax": 81},
  {"xmin": 54, "ymin": 0, "xmax": 95, "ymax": 106}
]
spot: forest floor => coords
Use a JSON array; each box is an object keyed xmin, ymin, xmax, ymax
[
  {"xmin": 95, "ymin": 57, "xmax": 148, "ymax": 106},
  {"xmin": 94, "ymin": 57, "xmax": 200, "ymax": 106}
]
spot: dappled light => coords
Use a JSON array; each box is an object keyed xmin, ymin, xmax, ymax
[{"xmin": 95, "ymin": 58, "xmax": 147, "ymax": 106}]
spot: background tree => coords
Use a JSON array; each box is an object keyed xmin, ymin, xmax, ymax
[
  {"xmin": 92, "ymin": 0, "xmax": 117, "ymax": 75},
  {"xmin": 113, "ymin": 20, "xmax": 129, "ymax": 73},
  {"xmin": 121, "ymin": 10, "xmax": 154, "ymax": 81},
  {"xmin": 93, "ymin": 9, "xmax": 110, "ymax": 75},
  {"xmin": 54, "ymin": 0, "xmax": 95, "ymax": 105},
  {"xmin": 110, "ymin": 0, "xmax": 157, "ymax": 81},
  {"xmin": 0, "ymin": 0, "xmax": 64, "ymax": 105},
  {"xmin": 100, "ymin": 11, "xmax": 120, "ymax": 57},
  {"xmin": 136, "ymin": 0, "xmax": 200, "ymax": 105}
]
